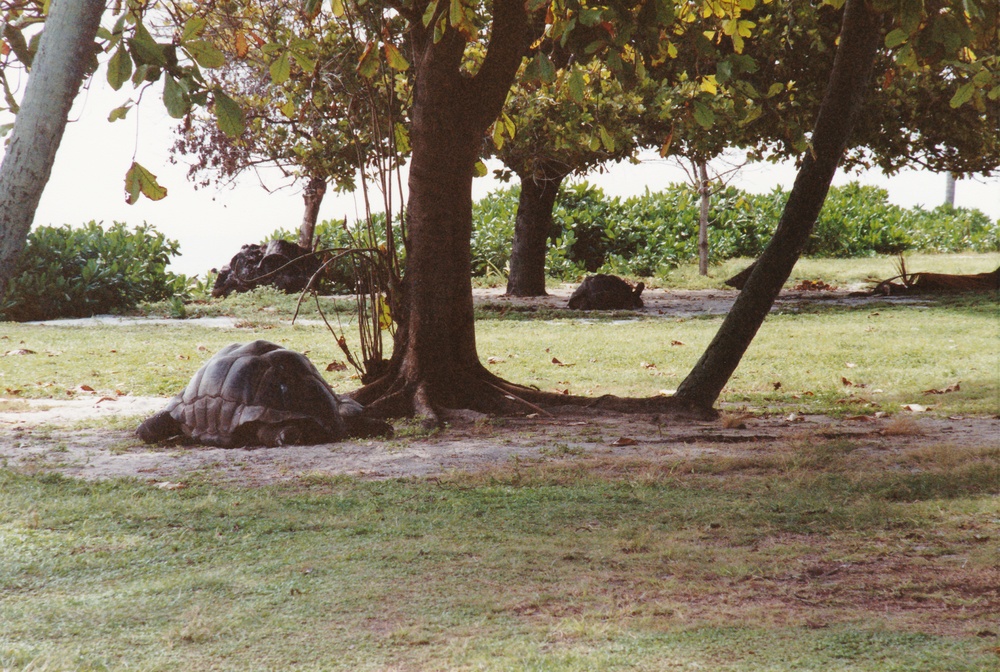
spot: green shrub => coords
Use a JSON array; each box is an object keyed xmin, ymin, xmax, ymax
[
  {"xmin": 467, "ymin": 180, "xmax": 997, "ymax": 281},
  {"xmin": 1, "ymin": 221, "xmax": 189, "ymax": 322},
  {"xmin": 906, "ymin": 204, "xmax": 1000, "ymax": 253},
  {"xmin": 471, "ymin": 187, "xmax": 518, "ymax": 278},
  {"xmin": 267, "ymin": 215, "xmax": 406, "ymax": 294}
]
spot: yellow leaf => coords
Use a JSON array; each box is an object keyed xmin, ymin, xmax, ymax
[
  {"xmin": 124, "ymin": 161, "xmax": 168, "ymax": 205},
  {"xmin": 700, "ymin": 75, "xmax": 718, "ymax": 95},
  {"xmin": 384, "ymin": 42, "xmax": 409, "ymax": 71},
  {"xmin": 234, "ymin": 31, "xmax": 249, "ymax": 58}
]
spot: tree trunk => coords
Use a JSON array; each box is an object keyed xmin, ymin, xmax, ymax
[
  {"xmin": 697, "ymin": 162, "xmax": 710, "ymax": 276},
  {"xmin": 944, "ymin": 172, "xmax": 956, "ymax": 207},
  {"xmin": 352, "ymin": 0, "xmax": 540, "ymax": 424},
  {"xmin": 674, "ymin": 0, "xmax": 883, "ymax": 408},
  {"xmin": 0, "ymin": 0, "xmax": 104, "ymax": 291},
  {"xmin": 506, "ymin": 167, "xmax": 566, "ymax": 296},
  {"xmin": 299, "ymin": 176, "xmax": 327, "ymax": 250}
]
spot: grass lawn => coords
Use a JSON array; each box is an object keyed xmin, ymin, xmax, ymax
[{"xmin": 0, "ymin": 253, "xmax": 997, "ymax": 670}]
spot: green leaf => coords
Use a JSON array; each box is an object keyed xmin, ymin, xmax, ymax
[
  {"xmin": 107, "ymin": 46, "xmax": 132, "ymax": 91},
  {"xmin": 270, "ymin": 51, "xmax": 291, "ymax": 84},
  {"xmin": 357, "ymin": 42, "xmax": 379, "ymax": 78},
  {"xmin": 449, "ymin": 0, "xmax": 463, "ymax": 28},
  {"xmin": 181, "ymin": 17, "xmax": 206, "ymax": 42},
  {"xmin": 567, "ymin": 68, "xmax": 585, "ymax": 104},
  {"xmin": 162, "ymin": 75, "xmax": 188, "ymax": 118},
  {"xmin": 280, "ymin": 99, "xmax": 296, "ymax": 119},
  {"xmin": 473, "ymin": 160, "xmax": 488, "ymax": 178},
  {"xmin": 422, "ymin": 0, "xmax": 440, "ymax": 27},
  {"xmin": 185, "ymin": 40, "xmax": 226, "ymax": 69},
  {"xmin": 330, "ymin": 0, "xmax": 346, "ymax": 17},
  {"xmin": 598, "ymin": 126, "xmax": 615, "ymax": 152},
  {"xmin": 384, "ymin": 43, "xmax": 409, "ymax": 71},
  {"xmin": 107, "ymin": 104, "xmax": 131, "ymax": 122},
  {"xmin": 537, "ymin": 53, "xmax": 556, "ymax": 83},
  {"xmin": 304, "ymin": 0, "xmax": 322, "ymax": 18},
  {"xmin": 213, "ymin": 90, "xmax": 244, "ymax": 137},
  {"xmin": 692, "ymin": 100, "xmax": 715, "ymax": 129},
  {"xmin": 128, "ymin": 23, "xmax": 167, "ymax": 66},
  {"xmin": 393, "ymin": 122, "xmax": 410, "ymax": 154},
  {"xmin": 949, "ymin": 81, "xmax": 975, "ymax": 108},
  {"xmin": 291, "ymin": 51, "xmax": 317, "ymax": 74},
  {"xmin": 884, "ymin": 28, "xmax": 908, "ymax": 49},
  {"xmin": 124, "ymin": 162, "xmax": 168, "ymax": 205}
]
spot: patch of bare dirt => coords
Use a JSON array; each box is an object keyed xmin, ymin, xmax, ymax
[
  {"xmin": 1, "ymin": 398, "xmax": 997, "ymax": 486},
  {"xmin": 475, "ymin": 284, "xmax": 930, "ymax": 316}
]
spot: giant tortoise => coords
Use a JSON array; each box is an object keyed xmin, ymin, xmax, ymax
[
  {"xmin": 137, "ymin": 340, "xmax": 390, "ymax": 447},
  {"xmin": 567, "ymin": 274, "xmax": 645, "ymax": 310}
]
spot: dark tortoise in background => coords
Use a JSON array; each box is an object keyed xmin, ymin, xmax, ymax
[
  {"xmin": 567, "ymin": 274, "xmax": 645, "ymax": 310},
  {"xmin": 137, "ymin": 340, "xmax": 391, "ymax": 447}
]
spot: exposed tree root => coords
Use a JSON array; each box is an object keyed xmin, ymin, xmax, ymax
[{"xmin": 349, "ymin": 360, "xmax": 718, "ymax": 427}]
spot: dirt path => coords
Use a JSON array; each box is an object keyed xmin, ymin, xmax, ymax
[{"xmin": 2, "ymin": 395, "xmax": 997, "ymax": 485}]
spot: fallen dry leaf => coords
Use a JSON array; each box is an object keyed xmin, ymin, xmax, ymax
[
  {"xmin": 3, "ymin": 349, "xmax": 35, "ymax": 356},
  {"xmin": 486, "ymin": 356, "xmax": 505, "ymax": 365},
  {"xmin": 923, "ymin": 382, "xmax": 960, "ymax": 395},
  {"xmin": 155, "ymin": 482, "xmax": 187, "ymax": 490},
  {"xmin": 845, "ymin": 362, "xmax": 856, "ymax": 368},
  {"xmin": 658, "ymin": 389, "xmax": 677, "ymax": 396},
  {"xmin": 902, "ymin": 403, "xmax": 930, "ymax": 413},
  {"xmin": 640, "ymin": 361, "xmax": 657, "ymax": 369},
  {"xmin": 772, "ymin": 381, "xmax": 782, "ymax": 390},
  {"xmin": 176, "ymin": 354, "xmax": 190, "ymax": 360},
  {"xmin": 611, "ymin": 437, "xmax": 638, "ymax": 446},
  {"xmin": 670, "ymin": 340, "xmax": 685, "ymax": 346},
  {"xmin": 79, "ymin": 384, "xmax": 95, "ymax": 392},
  {"xmin": 551, "ymin": 357, "xmax": 573, "ymax": 367},
  {"xmin": 325, "ymin": 361, "xmax": 348, "ymax": 372},
  {"xmin": 841, "ymin": 377, "xmax": 853, "ymax": 387},
  {"xmin": 95, "ymin": 396, "xmax": 117, "ymax": 404}
]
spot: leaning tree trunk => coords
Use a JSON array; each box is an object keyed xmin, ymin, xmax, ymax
[
  {"xmin": 352, "ymin": 0, "xmax": 539, "ymax": 424},
  {"xmin": 0, "ymin": 0, "xmax": 105, "ymax": 292},
  {"xmin": 506, "ymin": 166, "xmax": 567, "ymax": 296},
  {"xmin": 674, "ymin": 0, "xmax": 883, "ymax": 408},
  {"xmin": 298, "ymin": 176, "xmax": 327, "ymax": 250},
  {"xmin": 697, "ymin": 161, "xmax": 710, "ymax": 276}
]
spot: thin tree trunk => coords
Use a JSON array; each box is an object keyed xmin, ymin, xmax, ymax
[
  {"xmin": 0, "ymin": 0, "xmax": 104, "ymax": 291},
  {"xmin": 299, "ymin": 176, "xmax": 327, "ymax": 250},
  {"xmin": 944, "ymin": 172, "xmax": 956, "ymax": 207},
  {"xmin": 698, "ymin": 162, "xmax": 710, "ymax": 276},
  {"xmin": 506, "ymin": 168, "xmax": 565, "ymax": 296},
  {"xmin": 674, "ymin": 0, "xmax": 883, "ymax": 408}
]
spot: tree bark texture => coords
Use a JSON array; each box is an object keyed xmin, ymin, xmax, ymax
[
  {"xmin": 298, "ymin": 176, "xmax": 327, "ymax": 250},
  {"xmin": 674, "ymin": 0, "xmax": 883, "ymax": 408},
  {"xmin": 0, "ymin": 0, "xmax": 104, "ymax": 291},
  {"xmin": 506, "ymin": 167, "xmax": 566, "ymax": 296},
  {"xmin": 697, "ymin": 162, "xmax": 710, "ymax": 276},
  {"xmin": 353, "ymin": 0, "xmax": 540, "ymax": 423}
]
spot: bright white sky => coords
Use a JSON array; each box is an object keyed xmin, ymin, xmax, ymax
[{"xmin": 8, "ymin": 73, "xmax": 1000, "ymax": 278}]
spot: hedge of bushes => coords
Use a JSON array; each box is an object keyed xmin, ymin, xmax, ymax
[
  {"xmin": 5, "ymin": 181, "xmax": 992, "ymax": 321},
  {"xmin": 1, "ymin": 221, "xmax": 189, "ymax": 321},
  {"xmin": 470, "ymin": 181, "xmax": 999, "ymax": 280}
]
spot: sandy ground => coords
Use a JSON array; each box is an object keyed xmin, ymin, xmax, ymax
[
  {"xmin": 3, "ymin": 394, "xmax": 998, "ymax": 486},
  {"xmin": 1, "ymin": 287, "xmax": 994, "ymax": 486}
]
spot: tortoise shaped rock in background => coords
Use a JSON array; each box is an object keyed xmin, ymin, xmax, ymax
[
  {"xmin": 567, "ymin": 274, "xmax": 644, "ymax": 310},
  {"xmin": 137, "ymin": 340, "xmax": 390, "ymax": 447}
]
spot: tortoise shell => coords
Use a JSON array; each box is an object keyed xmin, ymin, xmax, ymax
[{"xmin": 136, "ymin": 340, "xmax": 382, "ymax": 447}]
